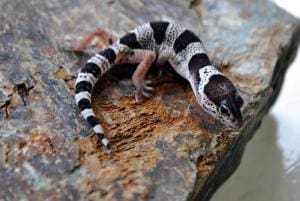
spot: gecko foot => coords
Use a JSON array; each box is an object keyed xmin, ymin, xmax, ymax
[{"xmin": 134, "ymin": 80, "xmax": 154, "ymax": 102}]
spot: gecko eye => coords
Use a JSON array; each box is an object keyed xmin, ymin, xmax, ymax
[{"xmin": 219, "ymin": 104, "xmax": 230, "ymax": 115}]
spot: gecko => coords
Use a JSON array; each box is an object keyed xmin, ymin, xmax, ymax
[{"xmin": 74, "ymin": 21, "xmax": 244, "ymax": 150}]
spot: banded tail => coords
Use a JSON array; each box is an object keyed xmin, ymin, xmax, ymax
[{"xmin": 74, "ymin": 47, "xmax": 118, "ymax": 149}]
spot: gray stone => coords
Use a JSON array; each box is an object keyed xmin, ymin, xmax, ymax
[{"xmin": 0, "ymin": 0, "xmax": 299, "ymax": 200}]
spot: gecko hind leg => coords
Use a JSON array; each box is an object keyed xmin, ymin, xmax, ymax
[{"xmin": 72, "ymin": 28, "xmax": 118, "ymax": 52}]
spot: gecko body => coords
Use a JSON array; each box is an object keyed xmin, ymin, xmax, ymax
[{"xmin": 75, "ymin": 21, "xmax": 244, "ymax": 149}]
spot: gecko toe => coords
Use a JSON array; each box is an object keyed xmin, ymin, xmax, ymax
[
  {"xmin": 144, "ymin": 80, "xmax": 152, "ymax": 85},
  {"xmin": 142, "ymin": 90, "xmax": 152, "ymax": 98},
  {"xmin": 134, "ymin": 88, "xmax": 152, "ymax": 102},
  {"xmin": 134, "ymin": 91, "xmax": 142, "ymax": 102},
  {"xmin": 144, "ymin": 85, "xmax": 154, "ymax": 91}
]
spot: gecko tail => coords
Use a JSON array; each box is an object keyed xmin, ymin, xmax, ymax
[
  {"xmin": 93, "ymin": 124, "xmax": 111, "ymax": 150},
  {"xmin": 75, "ymin": 96, "xmax": 111, "ymax": 149},
  {"xmin": 96, "ymin": 133, "xmax": 112, "ymax": 151},
  {"xmin": 75, "ymin": 48, "xmax": 115, "ymax": 150}
]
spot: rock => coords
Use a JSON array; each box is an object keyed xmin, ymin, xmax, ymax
[{"xmin": 0, "ymin": 0, "xmax": 299, "ymax": 200}]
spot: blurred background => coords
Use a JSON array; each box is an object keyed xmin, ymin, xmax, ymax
[{"xmin": 213, "ymin": 1, "xmax": 300, "ymax": 201}]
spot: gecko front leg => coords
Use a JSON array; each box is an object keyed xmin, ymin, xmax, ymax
[{"xmin": 120, "ymin": 49, "xmax": 156, "ymax": 102}]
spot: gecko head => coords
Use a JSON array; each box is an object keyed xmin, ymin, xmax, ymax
[{"xmin": 196, "ymin": 67, "xmax": 244, "ymax": 129}]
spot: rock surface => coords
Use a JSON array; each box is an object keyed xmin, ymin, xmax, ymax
[{"xmin": 0, "ymin": 0, "xmax": 299, "ymax": 200}]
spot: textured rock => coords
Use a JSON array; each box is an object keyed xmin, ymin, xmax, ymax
[{"xmin": 0, "ymin": 0, "xmax": 299, "ymax": 200}]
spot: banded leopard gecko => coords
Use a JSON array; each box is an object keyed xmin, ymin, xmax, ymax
[{"xmin": 74, "ymin": 21, "xmax": 244, "ymax": 150}]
